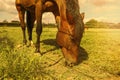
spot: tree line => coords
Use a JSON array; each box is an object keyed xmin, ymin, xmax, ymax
[
  {"xmin": 0, "ymin": 19, "xmax": 120, "ymax": 29},
  {"xmin": 85, "ymin": 19, "xmax": 120, "ymax": 29}
]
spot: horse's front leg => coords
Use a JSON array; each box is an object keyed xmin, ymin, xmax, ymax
[
  {"xmin": 16, "ymin": 6, "xmax": 27, "ymax": 45},
  {"xmin": 35, "ymin": 1, "xmax": 43, "ymax": 53},
  {"xmin": 26, "ymin": 10, "xmax": 35, "ymax": 47}
]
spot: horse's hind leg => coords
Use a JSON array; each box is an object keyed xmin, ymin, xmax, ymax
[
  {"xmin": 26, "ymin": 10, "xmax": 35, "ymax": 47},
  {"xmin": 16, "ymin": 5, "xmax": 27, "ymax": 45}
]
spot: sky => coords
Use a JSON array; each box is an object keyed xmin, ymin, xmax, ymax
[{"xmin": 0, "ymin": 0, "xmax": 120, "ymax": 23}]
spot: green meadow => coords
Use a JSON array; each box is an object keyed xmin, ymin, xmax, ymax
[{"xmin": 0, "ymin": 26, "xmax": 120, "ymax": 80}]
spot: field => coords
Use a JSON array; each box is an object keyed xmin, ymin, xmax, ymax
[{"xmin": 0, "ymin": 26, "xmax": 120, "ymax": 80}]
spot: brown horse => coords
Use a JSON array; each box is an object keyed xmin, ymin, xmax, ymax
[
  {"xmin": 16, "ymin": 0, "xmax": 84, "ymax": 66},
  {"xmin": 55, "ymin": 0, "xmax": 84, "ymax": 66},
  {"xmin": 36, "ymin": 0, "xmax": 84, "ymax": 64},
  {"xmin": 15, "ymin": 0, "xmax": 60, "ymax": 47}
]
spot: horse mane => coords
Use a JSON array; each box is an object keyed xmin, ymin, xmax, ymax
[
  {"xmin": 66, "ymin": 0, "xmax": 84, "ymax": 44},
  {"xmin": 66, "ymin": 0, "xmax": 79, "ymax": 16}
]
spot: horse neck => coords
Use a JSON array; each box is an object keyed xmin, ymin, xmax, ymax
[{"xmin": 66, "ymin": 0, "xmax": 84, "ymax": 41}]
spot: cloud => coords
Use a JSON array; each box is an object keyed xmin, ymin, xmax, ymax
[
  {"xmin": 0, "ymin": 0, "xmax": 120, "ymax": 23},
  {"xmin": 78, "ymin": 0, "xmax": 120, "ymax": 23},
  {"xmin": 78, "ymin": 0, "xmax": 114, "ymax": 7},
  {"xmin": 0, "ymin": 0, "xmax": 16, "ymax": 14},
  {"xmin": 89, "ymin": 0, "xmax": 115, "ymax": 6},
  {"xmin": 90, "ymin": 0, "xmax": 107, "ymax": 6},
  {"xmin": 79, "ymin": 0, "xmax": 87, "ymax": 6},
  {"xmin": 0, "ymin": 1, "xmax": 6, "ymax": 11},
  {"xmin": 42, "ymin": 13, "xmax": 56, "ymax": 24}
]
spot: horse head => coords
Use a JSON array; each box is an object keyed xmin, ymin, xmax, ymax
[{"xmin": 56, "ymin": 0, "xmax": 84, "ymax": 66}]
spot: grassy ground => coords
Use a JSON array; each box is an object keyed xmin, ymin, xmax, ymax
[{"xmin": 0, "ymin": 26, "xmax": 120, "ymax": 80}]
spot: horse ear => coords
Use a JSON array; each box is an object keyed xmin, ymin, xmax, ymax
[{"xmin": 80, "ymin": 12, "xmax": 85, "ymax": 20}]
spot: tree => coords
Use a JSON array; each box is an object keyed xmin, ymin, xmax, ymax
[
  {"xmin": 85, "ymin": 19, "xmax": 98, "ymax": 28},
  {"xmin": 3, "ymin": 20, "xmax": 8, "ymax": 23}
]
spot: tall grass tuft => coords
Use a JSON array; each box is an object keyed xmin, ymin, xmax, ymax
[{"xmin": 0, "ymin": 36, "xmax": 55, "ymax": 80}]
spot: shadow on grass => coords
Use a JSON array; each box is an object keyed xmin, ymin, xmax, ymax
[
  {"xmin": 41, "ymin": 39, "xmax": 59, "ymax": 55},
  {"xmin": 41, "ymin": 39, "xmax": 58, "ymax": 47},
  {"xmin": 41, "ymin": 39, "xmax": 88, "ymax": 65},
  {"xmin": 79, "ymin": 46, "xmax": 88, "ymax": 64}
]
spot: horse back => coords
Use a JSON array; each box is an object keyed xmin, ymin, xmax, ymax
[{"xmin": 15, "ymin": 0, "xmax": 35, "ymax": 7}]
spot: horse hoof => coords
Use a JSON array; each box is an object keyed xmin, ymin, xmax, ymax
[
  {"xmin": 26, "ymin": 42, "xmax": 35, "ymax": 47},
  {"xmin": 27, "ymin": 41, "xmax": 34, "ymax": 47},
  {"xmin": 35, "ymin": 50, "xmax": 40, "ymax": 53},
  {"xmin": 23, "ymin": 40, "xmax": 27, "ymax": 45},
  {"xmin": 34, "ymin": 50, "xmax": 42, "ymax": 55}
]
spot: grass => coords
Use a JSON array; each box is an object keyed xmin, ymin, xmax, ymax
[{"xmin": 0, "ymin": 26, "xmax": 120, "ymax": 80}]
